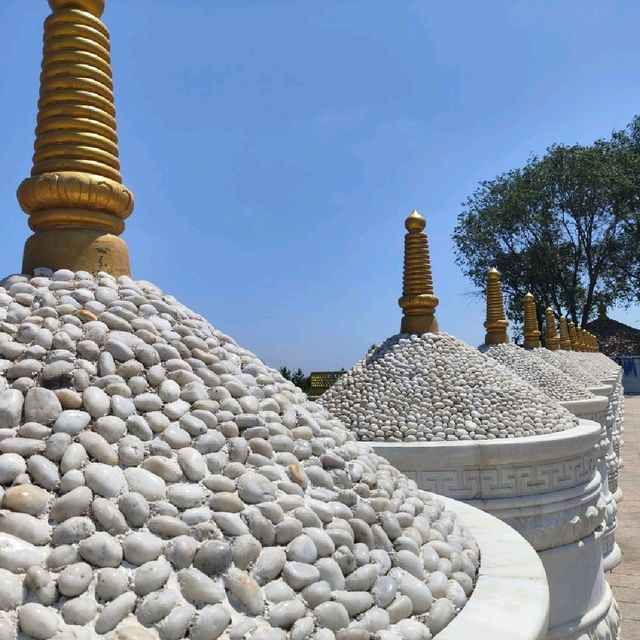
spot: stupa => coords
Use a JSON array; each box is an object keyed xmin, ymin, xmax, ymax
[
  {"xmin": 479, "ymin": 270, "xmax": 598, "ymax": 403},
  {"xmin": 0, "ymin": 2, "xmax": 551, "ymax": 639},
  {"xmin": 320, "ymin": 212, "xmax": 619, "ymax": 640},
  {"xmin": 321, "ymin": 213, "xmax": 579, "ymax": 442},
  {"xmin": 477, "ymin": 274, "xmax": 620, "ymax": 572}
]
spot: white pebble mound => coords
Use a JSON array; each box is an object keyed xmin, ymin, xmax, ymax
[
  {"xmin": 321, "ymin": 333, "xmax": 579, "ymax": 442},
  {"xmin": 533, "ymin": 348, "xmax": 619, "ymax": 387},
  {"xmin": 480, "ymin": 343, "xmax": 594, "ymax": 401},
  {"xmin": 0, "ymin": 268, "xmax": 478, "ymax": 640}
]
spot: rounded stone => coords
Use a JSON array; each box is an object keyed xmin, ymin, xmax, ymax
[
  {"xmin": 18, "ymin": 603, "xmax": 61, "ymax": 639},
  {"xmin": 96, "ymin": 568, "xmax": 129, "ymax": 601},
  {"xmin": 314, "ymin": 602, "xmax": 349, "ymax": 632},
  {"xmin": 123, "ymin": 532, "xmax": 163, "ymax": 565},
  {"xmin": 3, "ymin": 484, "xmax": 49, "ymax": 515},
  {"xmin": 82, "ymin": 387, "xmax": 111, "ymax": 419},
  {"xmin": 0, "ymin": 568, "xmax": 24, "ymax": 609},
  {"xmin": 0, "ymin": 453, "xmax": 26, "ymax": 483},
  {"xmin": 84, "ymin": 463, "xmax": 124, "ymax": 497},
  {"xmin": 78, "ymin": 532, "xmax": 123, "ymax": 567},
  {"xmin": 58, "ymin": 562, "xmax": 94, "ymax": 597},
  {"xmin": 24, "ymin": 388, "xmax": 62, "ymax": 425}
]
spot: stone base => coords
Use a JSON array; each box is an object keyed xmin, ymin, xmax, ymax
[
  {"xmin": 603, "ymin": 543, "xmax": 623, "ymax": 573},
  {"xmin": 22, "ymin": 229, "xmax": 131, "ymax": 276},
  {"xmin": 432, "ymin": 497, "xmax": 549, "ymax": 640},
  {"xmin": 544, "ymin": 535, "xmax": 620, "ymax": 639}
]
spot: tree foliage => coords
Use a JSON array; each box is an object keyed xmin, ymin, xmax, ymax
[
  {"xmin": 278, "ymin": 366, "xmax": 310, "ymax": 392},
  {"xmin": 453, "ymin": 116, "xmax": 640, "ymax": 330}
]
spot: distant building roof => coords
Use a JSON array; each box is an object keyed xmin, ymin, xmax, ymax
[{"xmin": 585, "ymin": 316, "xmax": 640, "ymax": 357}]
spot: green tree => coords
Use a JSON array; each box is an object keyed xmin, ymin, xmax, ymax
[
  {"xmin": 278, "ymin": 366, "xmax": 292, "ymax": 381},
  {"xmin": 291, "ymin": 368, "xmax": 309, "ymax": 391},
  {"xmin": 453, "ymin": 116, "xmax": 640, "ymax": 330}
]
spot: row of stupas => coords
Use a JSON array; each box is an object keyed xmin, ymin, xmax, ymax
[
  {"xmin": 320, "ymin": 211, "xmax": 623, "ymax": 639},
  {"xmin": 484, "ymin": 268, "xmax": 601, "ymax": 352},
  {"xmin": 0, "ymin": 2, "xmax": 622, "ymax": 640},
  {"xmin": 0, "ymin": 2, "xmax": 519, "ymax": 640}
]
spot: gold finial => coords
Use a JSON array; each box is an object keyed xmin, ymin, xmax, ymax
[
  {"xmin": 598, "ymin": 302, "xmax": 607, "ymax": 321},
  {"xmin": 398, "ymin": 210, "xmax": 439, "ymax": 334},
  {"xmin": 17, "ymin": 0, "xmax": 133, "ymax": 275},
  {"xmin": 568, "ymin": 321, "xmax": 580, "ymax": 351},
  {"xmin": 544, "ymin": 307, "xmax": 560, "ymax": 350},
  {"xmin": 484, "ymin": 267, "xmax": 509, "ymax": 344},
  {"xmin": 558, "ymin": 316, "xmax": 572, "ymax": 350},
  {"xmin": 523, "ymin": 292, "xmax": 541, "ymax": 349}
]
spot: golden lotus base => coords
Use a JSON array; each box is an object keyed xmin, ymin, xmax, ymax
[
  {"xmin": 401, "ymin": 314, "xmax": 439, "ymax": 334},
  {"xmin": 22, "ymin": 229, "xmax": 131, "ymax": 277}
]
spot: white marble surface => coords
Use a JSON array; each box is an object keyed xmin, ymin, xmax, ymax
[{"xmin": 434, "ymin": 496, "xmax": 549, "ymax": 640}]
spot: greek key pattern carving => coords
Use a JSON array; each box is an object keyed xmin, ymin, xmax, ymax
[{"xmin": 408, "ymin": 451, "xmax": 598, "ymax": 499}]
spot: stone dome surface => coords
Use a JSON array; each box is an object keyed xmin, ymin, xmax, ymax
[
  {"xmin": 0, "ymin": 268, "xmax": 478, "ymax": 640},
  {"xmin": 479, "ymin": 343, "xmax": 594, "ymax": 401},
  {"xmin": 320, "ymin": 333, "xmax": 579, "ymax": 443}
]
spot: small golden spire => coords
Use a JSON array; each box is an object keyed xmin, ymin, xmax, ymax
[
  {"xmin": 544, "ymin": 307, "xmax": 560, "ymax": 350},
  {"xmin": 558, "ymin": 316, "xmax": 572, "ymax": 350},
  {"xmin": 523, "ymin": 292, "xmax": 541, "ymax": 349},
  {"xmin": 586, "ymin": 330, "xmax": 593, "ymax": 352},
  {"xmin": 483, "ymin": 268, "xmax": 509, "ymax": 344},
  {"xmin": 398, "ymin": 210, "xmax": 439, "ymax": 334},
  {"xmin": 568, "ymin": 321, "xmax": 581, "ymax": 351},
  {"xmin": 578, "ymin": 327, "xmax": 588, "ymax": 352},
  {"xmin": 17, "ymin": 0, "xmax": 133, "ymax": 275}
]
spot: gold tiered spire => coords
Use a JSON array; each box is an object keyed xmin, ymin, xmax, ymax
[
  {"xmin": 17, "ymin": 0, "xmax": 134, "ymax": 276},
  {"xmin": 568, "ymin": 321, "xmax": 580, "ymax": 351},
  {"xmin": 523, "ymin": 292, "xmax": 542, "ymax": 349},
  {"xmin": 544, "ymin": 307, "xmax": 560, "ymax": 350},
  {"xmin": 399, "ymin": 210, "xmax": 439, "ymax": 334},
  {"xmin": 558, "ymin": 316, "xmax": 572, "ymax": 350},
  {"xmin": 585, "ymin": 332, "xmax": 594, "ymax": 352},
  {"xmin": 581, "ymin": 328, "xmax": 590, "ymax": 351},
  {"xmin": 484, "ymin": 268, "xmax": 509, "ymax": 344}
]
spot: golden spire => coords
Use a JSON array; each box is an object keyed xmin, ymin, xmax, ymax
[
  {"xmin": 523, "ymin": 292, "xmax": 541, "ymax": 349},
  {"xmin": 544, "ymin": 307, "xmax": 560, "ymax": 350},
  {"xmin": 568, "ymin": 321, "xmax": 581, "ymax": 351},
  {"xmin": 577, "ymin": 327, "xmax": 588, "ymax": 352},
  {"xmin": 587, "ymin": 332, "xmax": 595, "ymax": 352},
  {"xmin": 558, "ymin": 316, "xmax": 572, "ymax": 350},
  {"xmin": 17, "ymin": 0, "xmax": 134, "ymax": 276},
  {"xmin": 399, "ymin": 210, "xmax": 439, "ymax": 334},
  {"xmin": 483, "ymin": 268, "xmax": 509, "ymax": 344}
]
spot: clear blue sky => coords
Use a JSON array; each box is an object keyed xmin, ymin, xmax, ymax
[{"xmin": 1, "ymin": 1, "xmax": 639, "ymax": 372}]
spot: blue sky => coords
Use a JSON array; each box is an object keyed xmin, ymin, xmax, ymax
[{"xmin": 1, "ymin": 1, "xmax": 639, "ymax": 372}]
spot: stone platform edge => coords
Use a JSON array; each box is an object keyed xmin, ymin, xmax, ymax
[{"xmin": 434, "ymin": 495, "xmax": 549, "ymax": 640}]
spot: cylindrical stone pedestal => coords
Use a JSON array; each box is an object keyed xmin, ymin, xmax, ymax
[
  {"xmin": 560, "ymin": 395, "xmax": 621, "ymax": 572},
  {"xmin": 371, "ymin": 420, "xmax": 620, "ymax": 640},
  {"xmin": 434, "ymin": 496, "xmax": 549, "ymax": 640}
]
